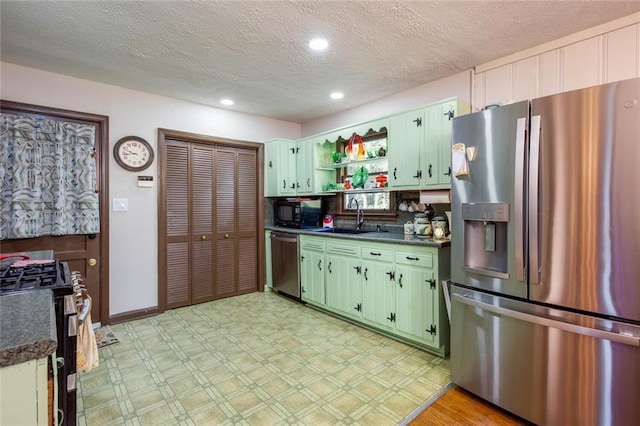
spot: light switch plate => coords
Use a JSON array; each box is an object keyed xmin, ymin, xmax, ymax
[{"xmin": 112, "ymin": 198, "xmax": 129, "ymax": 212}]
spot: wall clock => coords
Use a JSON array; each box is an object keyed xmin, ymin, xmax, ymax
[{"xmin": 113, "ymin": 136, "xmax": 154, "ymax": 172}]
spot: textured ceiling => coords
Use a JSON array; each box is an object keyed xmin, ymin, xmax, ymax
[{"xmin": 1, "ymin": 1, "xmax": 640, "ymax": 124}]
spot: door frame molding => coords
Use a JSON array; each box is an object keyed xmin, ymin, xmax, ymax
[
  {"xmin": 157, "ymin": 128, "xmax": 265, "ymax": 313},
  {"xmin": 0, "ymin": 100, "xmax": 110, "ymax": 323}
]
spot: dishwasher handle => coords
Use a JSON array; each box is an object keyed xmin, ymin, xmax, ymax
[{"xmin": 271, "ymin": 233, "xmax": 298, "ymax": 243}]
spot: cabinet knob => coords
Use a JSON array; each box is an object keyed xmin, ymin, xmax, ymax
[
  {"xmin": 88, "ymin": 258, "xmax": 97, "ymax": 267},
  {"xmin": 201, "ymin": 235, "xmax": 207, "ymax": 240},
  {"xmin": 224, "ymin": 234, "xmax": 230, "ymax": 238}
]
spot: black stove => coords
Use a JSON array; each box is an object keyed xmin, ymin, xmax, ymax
[
  {"xmin": 0, "ymin": 260, "xmax": 71, "ymax": 293},
  {"xmin": 0, "ymin": 256, "xmax": 77, "ymax": 425}
]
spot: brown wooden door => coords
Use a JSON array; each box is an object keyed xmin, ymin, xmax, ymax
[
  {"xmin": 191, "ymin": 144, "xmax": 215, "ymax": 304},
  {"xmin": 1, "ymin": 101, "xmax": 109, "ymax": 324},
  {"xmin": 236, "ymin": 148, "xmax": 258, "ymax": 295},
  {"xmin": 214, "ymin": 146, "xmax": 258, "ymax": 298},
  {"xmin": 162, "ymin": 136, "xmax": 258, "ymax": 308},
  {"xmin": 165, "ymin": 140, "xmax": 191, "ymax": 308}
]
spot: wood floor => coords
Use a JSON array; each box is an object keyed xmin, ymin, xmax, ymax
[{"xmin": 410, "ymin": 385, "xmax": 532, "ymax": 426}]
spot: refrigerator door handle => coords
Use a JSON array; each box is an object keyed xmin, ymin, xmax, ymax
[
  {"xmin": 514, "ymin": 117, "xmax": 527, "ymax": 282},
  {"xmin": 453, "ymin": 293, "xmax": 640, "ymax": 347},
  {"xmin": 529, "ymin": 115, "xmax": 542, "ymax": 284}
]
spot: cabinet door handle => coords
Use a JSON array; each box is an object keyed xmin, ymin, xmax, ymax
[
  {"xmin": 406, "ymin": 256, "xmax": 419, "ymax": 261},
  {"xmin": 318, "ymin": 260, "xmax": 322, "ymax": 271},
  {"xmin": 369, "ymin": 252, "xmax": 381, "ymax": 256},
  {"xmin": 393, "ymin": 167, "xmax": 397, "ymax": 180},
  {"xmin": 364, "ymin": 267, "xmax": 368, "ymax": 281},
  {"xmin": 428, "ymin": 164, "xmax": 432, "ymax": 178},
  {"xmin": 282, "ymin": 179, "xmax": 286, "ymax": 189},
  {"xmin": 328, "ymin": 262, "xmax": 332, "ymax": 274},
  {"xmin": 398, "ymin": 273, "xmax": 403, "ymax": 288},
  {"xmin": 301, "ymin": 255, "xmax": 305, "ymax": 262}
]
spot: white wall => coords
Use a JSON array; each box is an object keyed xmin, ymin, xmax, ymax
[
  {"xmin": 0, "ymin": 62, "xmax": 300, "ymax": 316},
  {"xmin": 301, "ymin": 70, "xmax": 472, "ymax": 137}
]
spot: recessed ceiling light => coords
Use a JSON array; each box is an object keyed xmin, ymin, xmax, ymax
[
  {"xmin": 220, "ymin": 99, "xmax": 234, "ymax": 106},
  {"xmin": 330, "ymin": 92, "xmax": 344, "ymax": 100},
  {"xmin": 308, "ymin": 37, "xmax": 328, "ymax": 51}
]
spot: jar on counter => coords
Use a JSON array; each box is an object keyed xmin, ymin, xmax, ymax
[{"xmin": 413, "ymin": 213, "xmax": 433, "ymax": 238}]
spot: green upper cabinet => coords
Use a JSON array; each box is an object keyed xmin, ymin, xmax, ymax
[
  {"xmin": 264, "ymin": 138, "xmax": 296, "ymax": 197},
  {"xmin": 424, "ymin": 98, "xmax": 471, "ymax": 187},
  {"xmin": 387, "ymin": 108, "xmax": 426, "ymax": 188},
  {"xmin": 295, "ymin": 138, "xmax": 314, "ymax": 195},
  {"xmin": 265, "ymin": 98, "xmax": 468, "ymax": 196},
  {"xmin": 388, "ymin": 98, "xmax": 469, "ymax": 190}
]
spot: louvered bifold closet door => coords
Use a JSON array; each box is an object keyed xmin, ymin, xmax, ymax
[
  {"xmin": 214, "ymin": 147, "xmax": 237, "ymax": 299},
  {"xmin": 191, "ymin": 144, "xmax": 216, "ymax": 303},
  {"xmin": 236, "ymin": 148, "xmax": 258, "ymax": 295},
  {"xmin": 165, "ymin": 141, "xmax": 191, "ymax": 308}
]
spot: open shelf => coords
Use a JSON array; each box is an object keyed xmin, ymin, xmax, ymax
[{"xmin": 317, "ymin": 156, "xmax": 388, "ymax": 170}]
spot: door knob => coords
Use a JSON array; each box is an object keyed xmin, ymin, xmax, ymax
[
  {"xmin": 88, "ymin": 258, "xmax": 97, "ymax": 267},
  {"xmin": 201, "ymin": 235, "xmax": 207, "ymax": 240},
  {"xmin": 225, "ymin": 234, "xmax": 230, "ymax": 238}
]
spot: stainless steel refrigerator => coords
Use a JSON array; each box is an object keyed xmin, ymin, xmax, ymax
[{"xmin": 450, "ymin": 77, "xmax": 640, "ymax": 425}]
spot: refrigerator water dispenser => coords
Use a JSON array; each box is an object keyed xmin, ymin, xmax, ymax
[{"xmin": 462, "ymin": 203, "xmax": 509, "ymax": 279}]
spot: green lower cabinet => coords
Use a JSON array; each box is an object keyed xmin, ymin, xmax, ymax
[
  {"xmin": 361, "ymin": 247, "xmax": 395, "ymax": 330},
  {"xmin": 300, "ymin": 236, "xmax": 450, "ymax": 356},
  {"xmin": 326, "ymin": 254, "xmax": 362, "ymax": 320},
  {"xmin": 395, "ymin": 264, "xmax": 436, "ymax": 345},
  {"xmin": 300, "ymin": 237, "xmax": 326, "ymax": 306}
]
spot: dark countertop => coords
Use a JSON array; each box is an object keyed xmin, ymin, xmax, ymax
[
  {"xmin": 265, "ymin": 225, "xmax": 451, "ymax": 248},
  {"xmin": 0, "ymin": 290, "xmax": 57, "ymax": 368}
]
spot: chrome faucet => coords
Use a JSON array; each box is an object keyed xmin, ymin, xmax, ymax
[{"xmin": 348, "ymin": 198, "xmax": 365, "ymax": 230}]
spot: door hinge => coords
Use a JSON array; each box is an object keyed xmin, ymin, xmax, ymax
[
  {"xmin": 386, "ymin": 312, "xmax": 396, "ymax": 323},
  {"xmin": 427, "ymin": 325, "xmax": 437, "ymax": 335},
  {"xmin": 353, "ymin": 265, "xmax": 362, "ymax": 274},
  {"xmin": 386, "ymin": 271, "xmax": 395, "ymax": 281},
  {"xmin": 301, "ymin": 255, "xmax": 305, "ymax": 262},
  {"xmin": 427, "ymin": 277, "xmax": 436, "ymax": 289},
  {"xmin": 354, "ymin": 303, "xmax": 362, "ymax": 312},
  {"xmin": 413, "ymin": 117, "xmax": 422, "ymax": 127},
  {"xmin": 413, "ymin": 170, "xmax": 422, "ymax": 179},
  {"xmin": 444, "ymin": 110, "xmax": 454, "ymax": 120}
]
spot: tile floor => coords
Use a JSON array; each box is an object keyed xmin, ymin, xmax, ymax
[{"xmin": 77, "ymin": 292, "xmax": 450, "ymax": 425}]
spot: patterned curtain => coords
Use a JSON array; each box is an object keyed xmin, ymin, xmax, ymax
[{"xmin": 0, "ymin": 113, "xmax": 100, "ymax": 239}]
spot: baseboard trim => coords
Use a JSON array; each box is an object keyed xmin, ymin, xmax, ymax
[{"xmin": 109, "ymin": 306, "xmax": 159, "ymax": 324}]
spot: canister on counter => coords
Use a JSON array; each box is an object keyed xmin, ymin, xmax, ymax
[
  {"xmin": 403, "ymin": 221, "xmax": 414, "ymax": 235},
  {"xmin": 413, "ymin": 213, "xmax": 433, "ymax": 238}
]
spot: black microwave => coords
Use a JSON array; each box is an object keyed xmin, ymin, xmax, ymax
[{"xmin": 275, "ymin": 198, "xmax": 323, "ymax": 228}]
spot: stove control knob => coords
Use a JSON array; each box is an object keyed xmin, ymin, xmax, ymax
[{"xmin": 88, "ymin": 258, "xmax": 97, "ymax": 267}]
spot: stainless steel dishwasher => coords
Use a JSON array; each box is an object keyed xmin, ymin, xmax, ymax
[{"xmin": 270, "ymin": 231, "xmax": 300, "ymax": 300}]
